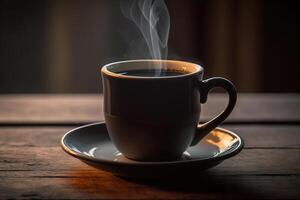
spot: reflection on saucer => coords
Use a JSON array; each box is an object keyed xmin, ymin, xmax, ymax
[
  {"xmin": 113, "ymin": 151, "xmax": 192, "ymax": 162},
  {"xmin": 204, "ymin": 129, "xmax": 237, "ymax": 153}
]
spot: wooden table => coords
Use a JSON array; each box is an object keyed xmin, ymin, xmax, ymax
[{"xmin": 0, "ymin": 94, "xmax": 299, "ymax": 199}]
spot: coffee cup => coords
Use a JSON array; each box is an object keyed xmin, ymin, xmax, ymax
[{"xmin": 101, "ymin": 60, "xmax": 237, "ymax": 161}]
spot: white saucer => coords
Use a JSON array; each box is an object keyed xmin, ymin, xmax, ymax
[{"xmin": 61, "ymin": 122, "xmax": 244, "ymax": 178}]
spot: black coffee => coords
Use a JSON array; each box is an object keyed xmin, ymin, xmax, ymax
[{"xmin": 118, "ymin": 69, "xmax": 187, "ymax": 77}]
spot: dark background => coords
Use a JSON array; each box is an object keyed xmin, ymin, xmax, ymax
[{"xmin": 0, "ymin": 0, "xmax": 299, "ymax": 93}]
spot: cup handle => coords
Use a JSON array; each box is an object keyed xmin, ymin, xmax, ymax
[{"xmin": 190, "ymin": 77, "xmax": 237, "ymax": 146}]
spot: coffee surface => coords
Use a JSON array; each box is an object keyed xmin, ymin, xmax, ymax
[{"xmin": 118, "ymin": 69, "xmax": 186, "ymax": 77}]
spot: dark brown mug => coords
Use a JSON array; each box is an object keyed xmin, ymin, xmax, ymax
[{"xmin": 101, "ymin": 60, "xmax": 237, "ymax": 161}]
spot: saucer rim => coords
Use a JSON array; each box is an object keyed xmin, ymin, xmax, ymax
[{"xmin": 61, "ymin": 122, "xmax": 244, "ymax": 166}]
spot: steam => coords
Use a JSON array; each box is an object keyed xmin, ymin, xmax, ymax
[{"xmin": 121, "ymin": 0, "xmax": 170, "ymax": 71}]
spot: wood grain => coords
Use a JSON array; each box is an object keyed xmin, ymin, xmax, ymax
[
  {"xmin": 1, "ymin": 147, "xmax": 299, "ymax": 175},
  {"xmin": 0, "ymin": 94, "xmax": 103, "ymax": 124},
  {"xmin": 225, "ymin": 125, "xmax": 300, "ymax": 148},
  {"xmin": 0, "ymin": 94, "xmax": 299, "ymax": 124},
  {"xmin": 0, "ymin": 126, "xmax": 299, "ymax": 176},
  {"xmin": 0, "ymin": 176, "xmax": 299, "ymax": 199},
  {"xmin": 0, "ymin": 126, "xmax": 299, "ymax": 199}
]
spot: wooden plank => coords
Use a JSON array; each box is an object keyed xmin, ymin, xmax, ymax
[
  {"xmin": 0, "ymin": 147, "xmax": 299, "ymax": 175},
  {"xmin": 0, "ymin": 127, "xmax": 70, "ymax": 147},
  {"xmin": 1, "ymin": 126, "xmax": 299, "ymax": 175},
  {"xmin": 0, "ymin": 176, "xmax": 299, "ymax": 199},
  {"xmin": 202, "ymin": 93, "xmax": 300, "ymax": 123},
  {"xmin": 223, "ymin": 125, "xmax": 300, "ymax": 148},
  {"xmin": 0, "ymin": 94, "xmax": 299, "ymax": 124},
  {"xmin": 0, "ymin": 127, "xmax": 299, "ymax": 199},
  {"xmin": 1, "ymin": 125, "xmax": 299, "ymax": 148},
  {"xmin": 0, "ymin": 94, "xmax": 103, "ymax": 124}
]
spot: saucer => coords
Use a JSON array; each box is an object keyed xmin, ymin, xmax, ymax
[{"xmin": 61, "ymin": 122, "xmax": 244, "ymax": 178}]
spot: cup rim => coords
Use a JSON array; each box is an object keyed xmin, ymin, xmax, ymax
[{"xmin": 101, "ymin": 59, "xmax": 203, "ymax": 79}]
